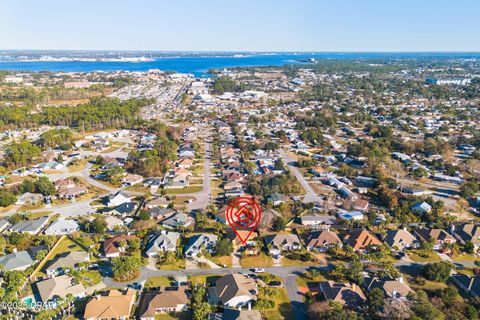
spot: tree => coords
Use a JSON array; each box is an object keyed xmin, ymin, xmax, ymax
[
  {"xmin": 0, "ymin": 189, "xmax": 17, "ymax": 207},
  {"xmin": 412, "ymin": 290, "xmax": 445, "ymax": 320},
  {"xmin": 272, "ymin": 217, "xmax": 286, "ymax": 231},
  {"xmin": 138, "ymin": 211, "xmax": 151, "ymax": 220},
  {"xmin": 368, "ymin": 287, "xmax": 385, "ymax": 315},
  {"xmin": 214, "ymin": 238, "xmax": 233, "ymax": 256},
  {"xmin": 192, "ymin": 286, "xmax": 212, "ymax": 320},
  {"xmin": 90, "ymin": 217, "xmax": 107, "ymax": 234},
  {"xmin": 422, "ymin": 261, "xmax": 453, "ymax": 282},
  {"xmin": 4, "ymin": 140, "xmax": 41, "ymax": 168},
  {"xmin": 464, "ymin": 240, "xmax": 475, "ymax": 254},
  {"xmin": 111, "ymin": 255, "xmax": 142, "ymax": 281},
  {"xmin": 460, "ymin": 180, "xmax": 479, "ymax": 199},
  {"xmin": 34, "ymin": 176, "xmax": 56, "ymax": 196},
  {"xmin": 35, "ymin": 249, "xmax": 47, "ymax": 261}
]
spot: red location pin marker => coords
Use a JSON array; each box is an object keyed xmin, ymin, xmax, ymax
[{"xmin": 226, "ymin": 196, "xmax": 262, "ymax": 244}]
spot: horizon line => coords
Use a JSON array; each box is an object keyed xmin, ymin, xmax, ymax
[{"xmin": 1, "ymin": 49, "xmax": 480, "ymax": 54}]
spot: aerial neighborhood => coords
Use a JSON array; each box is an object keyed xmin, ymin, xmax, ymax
[{"xmin": 0, "ymin": 55, "xmax": 479, "ymax": 320}]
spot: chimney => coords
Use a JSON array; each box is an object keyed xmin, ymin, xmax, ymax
[{"xmin": 398, "ymin": 277, "xmax": 404, "ymax": 284}]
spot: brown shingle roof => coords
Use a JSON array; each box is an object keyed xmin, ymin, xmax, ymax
[{"xmin": 84, "ymin": 289, "xmax": 136, "ymax": 319}]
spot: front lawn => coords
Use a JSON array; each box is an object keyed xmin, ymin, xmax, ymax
[
  {"xmin": 157, "ymin": 259, "xmax": 186, "ymax": 270},
  {"xmin": 263, "ymin": 288, "xmax": 294, "ymax": 320},
  {"xmin": 188, "ymin": 274, "xmax": 223, "ymax": 286},
  {"xmin": 210, "ymin": 255, "xmax": 232, "ymax": 268},
  {"xmin": 165, "ymin": 186, "xmax": 203, "ymax": 194},
  {"xmin": 144, "ymin": 276, "xmax": 174, "ymax": 288},
  {"xmin": 240, "ymin": 253, "xmax": 273, "ymax": 268},
  {"xmin": 281, "ymin": 256, "xmax": 318, "ymax": 267},
  {"xmin": 79, "ymin": 270, "xmax": 102, "ymax": 287},
  {"xmin": 452, "ymin": 253, "xmax": 480, "ymax": 262},
  {"xmin": 408, "ymin": 250, "xmax": 442, "ymax": 263}
]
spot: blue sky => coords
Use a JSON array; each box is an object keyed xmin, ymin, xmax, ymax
[{"xmin": 1, "ymin": 0, "xmax": 479, "ymax": 51}]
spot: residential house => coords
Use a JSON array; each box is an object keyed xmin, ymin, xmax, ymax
[
  {"xmin": 452, "ymin": 223, "xmax": 480, "ymax": 251},
  {"xmin": 44, "ymin": 219, "xmax": 79, "ymax": 235},
  {"xmin": 9, "ymin": 216, "xmax": 49, "ymax": 235},
  {"xmin": 343, "ymin": 229, "xmax": 381, "ymax": 252},
  {"xmin": 45, "ymin": 251, "xmax": 90, "ymax": 276},
  {"xmin": 364, "ymin": 277, "xmax": 412, "ymax": 299},
  {"xmin": 411, "ymin": 202, "xmax": 432, "ymax": 214},
  {"xmin": 145, "ymin": 231, "xmax": 180, "ymax": 257},
  {"xmin": 145, "ymin": 197, "xmax": 169, "ymax": 209},
  {"xmin": 148, "ymin": 207, "xmax": 176, "ymax": 221},
  {"xmin": 105, "ymin": 215, "xmax": 124, "ymax": 231},
  {"xmin": 107, "ymin": 202, "xmax": 137, "ymax": 217},
  {"xmin": 223, "ymin": 181, "xmax": 243, "ymax": 191},
  {"xmin": 34, "ymin": 275, "xmax": 86, "ymax": 303},
  {"xmin": 184, "ymin": 234, "xmax": 218, "ymax": 258},
  {"xmin": 161, "ymin": 212, "xmax": 193, "ymax": 229},
  {"xmin": 0, "ymin": 219, "xmax": 10, "ymax": 233},
  {"xmin": 209, "ymin": 274, "xmax": 257, "ymax": 308},
  {"xmin": 107, "ymin": 190, "xmax": 132, "ymax": 207},
  {"xmin": 414, "ymin": 228, "xmax": 456, "ymax": 250},
  {"xmin": 58, "ymin": 186, "xmax": 88, "ymax": 199},
  {"xmin": 84, "ymin": 289, "xmax": 136, "ymax": 320},
  {"xmin": 137, "ymin": 287, "xmax": 189, "ymax": 319},
  {"xmin": 0, "ymin": 250, "xmax": 35, "ymax": 272},
  {"xmin": 122, "ymin": 173, "xmax": 144, "ymax": 186},
  {"xmin": 103, "ymin": 235, "xmax": 138, "ymax": 258},
  {"xmin": 384, "ymin": 229, "xmax": 417, "ymax": 251},
  {"xmin": 306, "ymin": 230, "xmax": 342, "ymax": 252},
  {"xmin": 258, "ymin": 208, "xmax": 281, "ymax": 230},
  {"xmin": 452, "ymin": 274, "xmax": 480, "ymax": 298},
  {"xmin": 225, "ymin": 187, "xmax": 245, "ymax": 198},
  {"xmin": 264, "ymin": 234, "xmax": 301, "ymax": 258},
  {"xmin": 318, "ymin": 281, "xmax": 366, "ymax": 310},
  {"xmin": 267, "ymin": 193, "xmax": 285, "ymax": 206},
  {"xmin": 16, "ymin": 192, "xmax": 43, "ymax": 206},
  {"xmin": 300, "ymin": 215, "xmax": 336, "ymax": 228},
  {"xmin": 221, "ymin": 309, "xmax": 262, "ymax": 320}
]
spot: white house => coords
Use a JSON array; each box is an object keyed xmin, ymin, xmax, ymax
[
  {"xmin": 44, "ymin": 219, "xmax": 79, "ymax": 235},
  {"xmin": 145, "ymin": 231, "xmax": 180, "ymax": 257},
  {"xmin": 210, "ymin": 274, "xmax": 257, "ymax": 308},
  {"xmin": 107, "ymin": 191, "xmax": 132, "ymax": 207},
  {"xmin": 184, "ymin": 234, "xmax": 218, "ymax": 258}
]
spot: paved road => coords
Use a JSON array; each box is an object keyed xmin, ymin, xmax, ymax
[
  {"xmin": 102, "ymin": 264, "xmax": 310, "ymax": 320},
  {"xmin": 285, "ymin": 275, "xmax": 307, "ymax": 320},
  {"xmin": 278, "ymin": 148, "xmax": 323, "ymax": 205}
]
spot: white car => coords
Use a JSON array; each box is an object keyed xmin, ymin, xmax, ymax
[{"xmin": 252, "ymin": 268, "xmax": 265, "ymax": 273}]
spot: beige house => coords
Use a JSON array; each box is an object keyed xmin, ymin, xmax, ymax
[
  {"xmin": 137, "ymin": 286, "xmax": 189, "ymax": 319},
  {"xmin": 34, "ymin": 275, "xmax": 86, "ymax": 303},
  {"xmin": 84, "ymin": 289, "xmax": 136, "ymax": 320}
]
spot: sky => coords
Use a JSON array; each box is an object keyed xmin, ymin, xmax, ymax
[{"xmin": 1, "ymin": 0, "xmax": 480, "ymax": 52}]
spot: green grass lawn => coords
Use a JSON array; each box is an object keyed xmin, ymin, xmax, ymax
[
  {"xmin": 79, "ymin": 270, "xmax": 102, "ymax": 287},
  {"xmin": 296, "ymin": 273, "xmax": 326, "ymax": 288},
  {"xmin": 263, "ymin": 288, "xmax": 294, "ymax": 320},
  {"xmin": 35, "ymin": 236, "xmax": 85, "ymax": 277},
  {"xmin": 166, "ymin": 186, "xmax": 203, "ymax": 194},
  {"xmin": 408, "ymin": 250, "xmax": 442, "ymax": 263},
  {"xmin": 157, "ymin": 259, "xmax": 186, "ymax": 270},
  {"xmin": 209, "ymin": 255, "xmax": 232, "ymax": 268},
  {"xmin": 281, "ymin": 257, "xmax": 318, "ymax": 267},
  {"xmin": 240, "ymin": 253, "xmax": 274, "ymax": 268},
  {"xmin": 452, "ymin": 253, "xmax": 480, "ymax": 262},
  {"xmin": 144, "ymin": 276, "xmax": 174, "ymax": 288},
  {"xmin": 154, "ymin": 311, "xmax": 192, "ymax": 320},
  {"xmin": 188, "ymin": 274, "xmax": 223, "ymax": 286}
]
